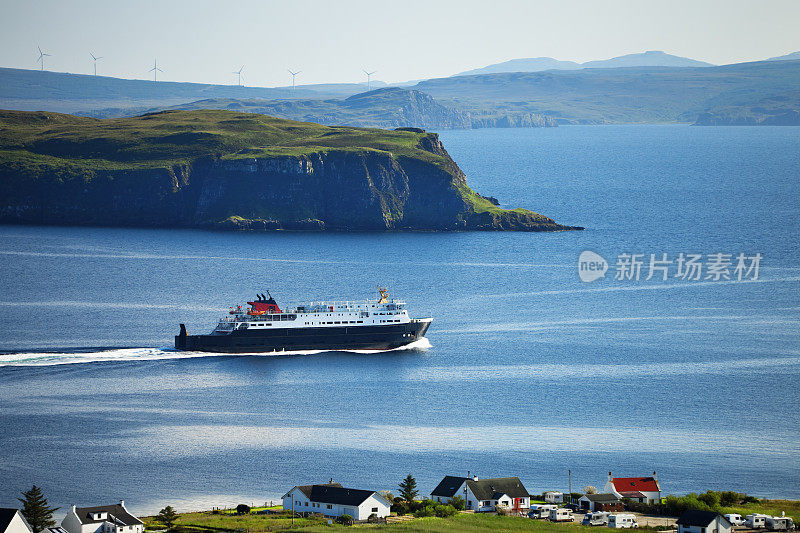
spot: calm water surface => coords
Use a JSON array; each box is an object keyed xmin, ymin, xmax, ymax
[{"xmin": 1, "ymin": 125, "xmax": 799, "ymax": 514}]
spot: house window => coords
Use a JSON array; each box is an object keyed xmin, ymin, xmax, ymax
[
  {"xmin": 327, "ymin": 504, "xmax": 332, "ymax": 509},
  {"xmin": 372, "ymin": 507, "xmax": 378, "ymax": 512}
]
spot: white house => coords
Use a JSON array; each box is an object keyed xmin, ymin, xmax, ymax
[
  {"xmin": 677, "ymin": 510, "xmax": 732, "ymax": 533},
  {"xmin": 61, "ymin": 502, "xmax": 144, "ymax": 533},
  {"xmin": 430, "ymin": 476, "xmax": 530, "ymax": 513},
  {"xmin": 604, "ymin": 471, "xmax": 662, "ymax": 504},
  {"xmin": 544, "ymin": 491, "xmax": 564, "ymax": 504},
  {"xmin": 282, "ymin": 483, "xmax": 391, "ymax": 521},
  {"xmin": 0, "ymin": 509, "xmax": 33, "ymax": 533}
]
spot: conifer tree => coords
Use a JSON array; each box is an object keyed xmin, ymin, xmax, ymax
[
  {"xmin": 18, "ymin": 485, "xmax": 58, "ymax": 533},
  {"xmin": 398, "ymin": 474, "xmax": 419, "ymax": 503}
]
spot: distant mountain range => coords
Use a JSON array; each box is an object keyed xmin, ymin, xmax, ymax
[
  {"xmin": 1, "ymin": 51, "xmax": 799, "ymax": 127},
  {"xmin": 454, "ymin": 51, "xmax": 714, "ymax": 76}
]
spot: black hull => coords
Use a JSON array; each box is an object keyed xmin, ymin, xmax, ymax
[{"xmin": 175, "ymin": 319, "xmax": 432, "ymax": 353}]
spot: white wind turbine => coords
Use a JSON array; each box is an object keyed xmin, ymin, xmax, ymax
[
  {"xmin": 90, "ymin": 52, "xmax": 103, "ymax": 76},
  {"xmin": 233, "ymin": 65, "xmax": 244, "ymax": 86},
  {"xmin": 37, "ymin": 46, "xmax": 51, "ymax": 71},
  {"xmin": 363, "ymin": 69, "xmax": 376, "ymax": 91},
  {"xmin": 149, "ymin": 59, "xmax": 163, "ymax": 81},
  {"xmin": 287, "ymin": 69, "xmax": 301, "ymax": 90}
]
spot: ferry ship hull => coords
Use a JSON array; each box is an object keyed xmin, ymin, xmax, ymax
[{"xmin": 175, "ymin": 318, "xmax": 432, "ymax": 353}]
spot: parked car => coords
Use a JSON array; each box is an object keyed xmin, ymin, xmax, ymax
[
  {"xmin": 766, "ymin": 516, "xmax": 795, "ymax": 531},
  {"xmin": 725, "ymin": 514, "xmax": 745, "ymax": 526},
  {"xmin": 549, "ymin": 508, "xmax": 575, "ymax": 522},
  {"xmin": 583, "ymin": 512, "xmax": 611, "ymax": 526},
  {"xmin": 565, "ymin": 503, "xmax": 580, "ymax": 512},
  {"xmin": 608, "ymin": 514, "xmax": 639, "ymax": 528},
  {"xmin": 747, "ymin": 514, "xmax": 770, "ymax": 529}
]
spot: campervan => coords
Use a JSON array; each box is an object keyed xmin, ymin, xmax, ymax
[
  {"xmin": 549, "ymin": 508, "xmax": 575, "ymax": 522},
  {"xmin": 724, "ymin": 514, "xmax": 745, "ymax": 526},
  {"xmin": 747, "ymin": 514, "xmax": 770, "ymax": 529},
  {"xmin": 766, "ymin": 516, "xmax": 795, "ymax": 531},
  {"xmin": 529, "ymin": 504, "xmax": 557, "ymax": 519},
  {"xmin": 608, "ymin": 514, "xmax": 639, "ymax": 528},
  {"xmin": 583, "ymin": 512, "xmax": 611, "ymax": 526}
]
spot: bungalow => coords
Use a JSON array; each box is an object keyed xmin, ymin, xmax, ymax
[
  {"xmin": 603, "ymin": 471, "xmax": 661, "ymax": 504},
  {"xmin": 430, "ymin": 475, "xmax": 530, "ymax": 513},
  {"xmin": 281, "ymin": 483, "xmax": 391, "ymax": 521},
  {"xmin": 578, "ymin": 493, "xmax": 624, "ymax": 512},
  {"xmin": 61, "ymin": 502, "xmax": 144, "ymax": 533},
  {"xmin": 544, "ymin": 491, "xmax": 564, "ymax": 504},
  {"xmin": 0, "ymin": 509, "xmax": 32, "ymax": 533},
  {"xmin": 677, "ymin": 510, "xmax": 733, "ymax": 533}
]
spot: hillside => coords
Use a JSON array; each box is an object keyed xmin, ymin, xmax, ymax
[
  {"xmin": 91, "ymin": 87, "xmax": 557, "ymax": 129},
  {"xmin": 0, "ymin": 67, "xmax": 375, "ymax": 114},
  {"xmin": 0, "ymin": 109, "xmax": 579, "ymax": 232},
  {"xmin": 415, "ymin": 60, "xmax": 800, "ymax": 124}
]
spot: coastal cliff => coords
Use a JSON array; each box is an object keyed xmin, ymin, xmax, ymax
[{"xmin": 0, "ymin": 109, "xmax": 580, "ymax": 232}]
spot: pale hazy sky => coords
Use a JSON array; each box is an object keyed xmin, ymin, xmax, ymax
[{"xmin": 1, "ymin": 0, "xmax": 798, "ymax": 87}]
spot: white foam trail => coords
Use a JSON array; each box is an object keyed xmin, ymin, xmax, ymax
[{"xmin": 0, "ymin": 338, "xmax": 432, "ymax": 367}]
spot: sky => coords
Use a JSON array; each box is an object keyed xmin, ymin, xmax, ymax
[{"xmin": 1, "ymin": 0, "xmax": 798, "ymax": 88}]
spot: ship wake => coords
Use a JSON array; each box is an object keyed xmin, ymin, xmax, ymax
[{"xmin": 0, "ymin": 337, "xmax": 432, "ymax": 367}]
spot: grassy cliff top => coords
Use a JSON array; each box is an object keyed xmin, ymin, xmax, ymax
[{"xmin": 0, "ymin": 108, "xmax": 446, "ymax": 170}]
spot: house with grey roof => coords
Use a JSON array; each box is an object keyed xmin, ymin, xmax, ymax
[
  {"xmin": 61, "ymin": 502, "xmax": 143, "ymax": 533},
  {"xmin": 578, "ymin": 493, "xmax": 624, "ymax": 512},
  {"xmin": 281, "ymin": 483, "xmax": 391, "ymax": 521},
  {"xmin": 430, "ymin": 475, "xmax": 530, "ymax": 513},
  {"xmin": 0, "ymin": 509, "xmax": 33, "ymax": 533},
  {"xmin": 677, "ymin": 510, "xmax": 732, "ymax": 533}
]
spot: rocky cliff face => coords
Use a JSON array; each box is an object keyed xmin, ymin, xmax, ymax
[
  {"xmin": 0, "ymin": 132, "xmax": 578, "ymax": 232},
  {"xmin": 0, "ymin": 109, "xmax": 580, "ymax": 232}
]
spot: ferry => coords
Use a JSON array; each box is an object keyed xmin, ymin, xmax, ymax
[{"xmin": 175, "ymin": 287, "xmax": 432, "ymax": 353}]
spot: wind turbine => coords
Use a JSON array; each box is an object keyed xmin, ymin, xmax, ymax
[
  {"xmin": 90, "ymin": 52, "xmax": 103, "ymax": 76},
  {"xmin": 233, "ymin": 65, "xmax": 244, "ymax": 86},
  {"xmin": 287, "ymin": 69, "xmax": 301, "ymax": 90},
  {"xmin": 363, "ymin": 69, "xmax": 376, "ymax": 91},
  {"xmin": 37, "ymin": 46, "xmax": 51, "ymax": 71},
  {"xmin": 149, "ymin": 59, "xmax": 163, "ymax": 81}
]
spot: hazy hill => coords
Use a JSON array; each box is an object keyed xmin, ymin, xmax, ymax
[
  {"xmin": 0, "ymin": 109, "xmax": 577, "ymax": 232},
  {"xmin": 454, "ymin": 51, "xmax": 712, "ymax": 76},
  {"xmin": 415, "ymin": 60, "xmax": 800, "ymax": 124},
  {"xmin": 0, "ymin": 67, "xmax": 379, "ymax": 114},
  {"xmin": 766, "ymin": 51, "xmax": 800, "ymax": 61},
  {"xmin": 455, "ymin": 57, "xmax": 581, "ymax": 76},
  {"xmin": 90, "ymin": 87, "xmax": 557, "ymax": 130}
]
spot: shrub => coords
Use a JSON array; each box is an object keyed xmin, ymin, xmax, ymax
[
  {"xmin": 415, "ymin": 505, "xmax": 436, "ymax": 518},
  {"xmin": 235, "ymin": 504, "xmax": 251, "ymax": 515},
  {"xmin": 698, "ymin": 492, "xmax": 720, "ymax": 509},
  {"xmin": 496, "ymin": 506, "xmax": 509, "ymax": 516},
  {"xmin": 719, "ymin": 491, "xmax": 741, "ymax": 506},
  {"xmin": 449, "ymin": 496, "xmax": 465, "ymax": 511},
  {"xmin": 434, "ymin": 505, "xmax": 457, "ymax": 518},
  {"xmin": 337, "ymin": 514, "xmax": 353, "ymax": 526}
]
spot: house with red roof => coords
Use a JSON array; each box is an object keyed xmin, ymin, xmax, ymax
[{"xmin": 603, "ymin": 471, "xmax": 662, "ymax": 504}]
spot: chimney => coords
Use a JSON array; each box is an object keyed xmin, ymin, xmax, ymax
[
  {"xmin": 652, "ymin": 471, "xmax": 657, "ymax": 481},
  {"xmin": 473, "ymin": 475, "xmax": 478, "ymax": 481},
  {"xmin": 329, "ymin": 478, "xmax": 333, "ymax": 484},
  {"xmin": 608, "ymin": 471, "xmax": 613, "ymax": 482},
  {"xmin": 72, "ymin": 505, "xmax": 77, "ymax": 513},
  {"xmin": 119, "ymin": 500, "xmax": 125, "ymax": 508}
]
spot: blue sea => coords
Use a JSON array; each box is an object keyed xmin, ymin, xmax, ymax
[{"xmin": 1, "ymin": 125, "xmax": 799, "ymax": 515}]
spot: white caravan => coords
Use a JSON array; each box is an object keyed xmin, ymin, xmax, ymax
[
  {"xmin": 608, "ymin": 514, "xmax": 639, "ymax": 528},
  {"xmin": 766, "ymin": 516, "xmax": 795, "ymax": 531},
  {"xmin": 584, "ymin": 512, "xmax": 611, "ymax": 526},
  {"xmin": 549, "ymin": 508, "xmax": 575, "ymax": 522},
  {"xmin": 530, "ymin": 504, "xmax": 557, "ymax": 519},
  {"xmin": 747, "ymin": 514, "xmax": 770, "ymax": 529},
  {"xmin": 724, "ymin": 514, "xmax": 745, "ymax": 526}
]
